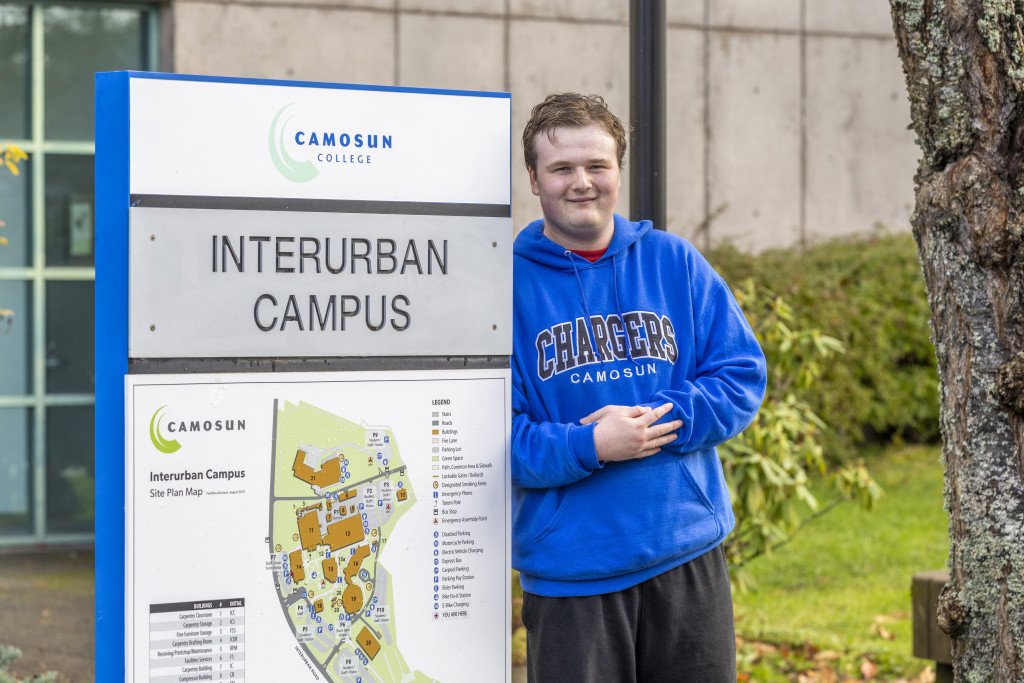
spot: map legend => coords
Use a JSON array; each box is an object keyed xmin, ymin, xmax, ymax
[
  {"xmin": 149, "ymin": 598, "xmax": 245, "ymax": 682},
  {"xmin": 434, "ymin": 398, "xmax": 496, "ymax": 622}
]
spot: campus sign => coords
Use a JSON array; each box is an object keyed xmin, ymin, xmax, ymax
[
  {"xmin": 124, "ymin": 75, "xmax": 511, "ymax": 359},
  {"xmin": 96, "ymin": 72, "xmax": 512, "ymax": 683}
]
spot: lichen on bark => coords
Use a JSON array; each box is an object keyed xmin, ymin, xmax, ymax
[{"xmin": 891, "ymin": 0, "xmax": 1024, "ymax": 680}]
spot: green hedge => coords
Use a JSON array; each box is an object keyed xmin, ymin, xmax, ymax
[{"xmin": 707, "ymin": 231, "xmax": 939, "ymax": 461}]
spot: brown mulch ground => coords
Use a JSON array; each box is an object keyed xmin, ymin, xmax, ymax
[{"xmin": 0, "ymin": 549, "xmax": 94, "ymax": 682}]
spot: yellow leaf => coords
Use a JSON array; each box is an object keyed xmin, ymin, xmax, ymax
[
  {"xmin": 5, "ymin": 159, "xmax": 19, "ymax": 176},
  {"xmin": 0, "ymin": 237, "xmax": 8, "ymax": 245}
]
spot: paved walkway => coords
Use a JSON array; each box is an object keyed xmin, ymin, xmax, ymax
[{"xmin": 0, "ymin": 548, "xmax": 95, "ymax": 682}]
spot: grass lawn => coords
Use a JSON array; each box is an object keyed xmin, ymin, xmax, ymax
[{"xmin": 732, "ymin": 444, "xmax": 949, "ymax": 681}]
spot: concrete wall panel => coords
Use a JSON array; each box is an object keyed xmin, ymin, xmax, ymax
[
  {"xmin": 666, "ymin": 27, "xmax": 705, "ymax": 241},
  {"xmin": 707, "ymin": 31, "xmax": 801, "ymax": 251},
  {"xmin": 401, "ymin": 0, "xmax": 505, "ymax": 16},
  {"xmin": 805, "ymin": 36, "xmax": 916, "ymax": 241},
  {"xmin": 807, "ymin": 0, "xmax": 894, "ymax": 36},
  {"xmin": 667, "ymin": 0, "xmax": 703, "ymax": 26},
  {"xmin": 174, "ymin": 3, "xmax": 395, "ymax": 84},
  {"xmin": 508, "ymin": 19, "xmax": 631, "ymax": 231},
  {"xmin": 510, "ymin": 0, "xmax": 627, "ymax": 24},
  {"xmin": 398, "ymin": 14, "xmax": 505, "ymax": 91},
  {"xmin": 709, "ymin": 1, "xmax": 800, "ymax": 32}
]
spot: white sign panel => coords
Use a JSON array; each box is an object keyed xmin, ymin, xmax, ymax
[
  {"xmin": 128, "ymin": 208, "xmax": 511, "ymax": 358},
  {"xmin": 129, "ymin": 78, "xmax": 511, "ymax": 205},
  {"xmin": 126, "ymin": 370, "xmax": 510, "ymax": 683}
]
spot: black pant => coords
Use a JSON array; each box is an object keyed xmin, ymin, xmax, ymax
[{"xmin": 523, "ymin": 545, "xmax": 736, "ymax": 683}]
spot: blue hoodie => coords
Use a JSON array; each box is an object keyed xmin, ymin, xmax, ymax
[{"xmin": 511, "ymin": 215, "xmax": 767, "ymax": 597}]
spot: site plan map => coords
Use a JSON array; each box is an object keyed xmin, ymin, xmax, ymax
[
  {"xmin": 126, "ymin": 371, "xmax": 510, "ymax": 683},
  {"xmin": 271, "ymin": 400, "xmax": 429, "ymax": 681}
]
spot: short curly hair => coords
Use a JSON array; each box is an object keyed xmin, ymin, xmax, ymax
[{"xmin": 522, "ymin": 93, "xmax": 629, "ymax": 173}]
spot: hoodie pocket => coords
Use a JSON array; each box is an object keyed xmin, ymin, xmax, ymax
[{"xmin": 524, "ymin": 456, "xmax": 723, "ymax": 582}]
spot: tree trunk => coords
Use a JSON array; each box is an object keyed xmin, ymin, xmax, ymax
[{"xmin": 890, "ymin": 1, "xmax": 1024, "ymax": 680}]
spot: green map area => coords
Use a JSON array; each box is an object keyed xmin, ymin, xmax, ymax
[{"xmin": 270, "ymin": 400, "xmax": 438, "ymax": 682}]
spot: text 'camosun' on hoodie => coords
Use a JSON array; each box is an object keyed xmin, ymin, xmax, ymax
[{"xmin": 511, "ymin": 215, "xmax": 767, "ymax": 597}]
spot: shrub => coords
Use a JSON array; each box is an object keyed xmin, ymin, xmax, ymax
[
  {"xmin": 721, "ymin": 280, "xmax": 882, "ymax": 590},
  {"xmin": 708, "ymin": 231, "xmax": 938, "ymax": 461}
]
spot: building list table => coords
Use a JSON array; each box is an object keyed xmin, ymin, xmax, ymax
[{"xmin": 149, "ymin": 598, "xmax": 245, "ymax": 682}]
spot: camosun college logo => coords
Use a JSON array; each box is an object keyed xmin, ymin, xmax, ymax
[
  {"xmin": 149, "ymin": 406, "xmax": 249, "ymax": 453},
  {"xmin": 268, "ymin": 102, "xmax": 393, "ymax": 183},
  {"xmin": 150, "ymin": 406, "xmax": 181, "ymax": 454}
]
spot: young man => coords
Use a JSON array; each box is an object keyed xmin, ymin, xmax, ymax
[{"xmin": 511, "ymin": 93, "xmax": 767, "ymax": 682}]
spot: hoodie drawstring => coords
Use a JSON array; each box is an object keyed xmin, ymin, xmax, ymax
[
  {"xmin": 564, "ymin": 250, "xmax": 640, "ymax": 367},
  {"xmin": 565, "ymin": 251, "xmax": 605, "ymax": 365},
  {"xmin": 611, "ymin": 258, "xmax": 640, "ymax": 366}
]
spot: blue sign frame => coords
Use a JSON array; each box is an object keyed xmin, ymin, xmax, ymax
[{"xmin": 95, "ymin": 71, "xmax": 511, "ymax": 681}]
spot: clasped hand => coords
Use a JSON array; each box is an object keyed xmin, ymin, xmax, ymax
[{"xmin": 580, "ymin": 403, "xmax": 682, "ymax": 463}]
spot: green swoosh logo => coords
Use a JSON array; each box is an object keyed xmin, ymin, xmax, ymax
[
  {"xmin": 269, "ymin": 103, "xmax": 319, "ymax": 183},
  {"xmin": 150, "ymin": 406, "xmax": 181, "ymax": 454}
]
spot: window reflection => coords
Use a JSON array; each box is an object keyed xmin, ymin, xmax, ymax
[
  {"xmin": 0, "ymin": 280, "xmax": 32, "ymax": 394},
  {"xmin": 46, "ymin": 404, "xmax": 94, "ymax": 533},
  {"xmin": 45, "ymin": 155, "xmax": 94, "ymax": 267},
  {"xmin": 0, "ymin": 5, "xmax": 29, "ymax": 139},
  {"xmin": 44, "ymin": 6, "xmax": 145, "ymax": 141},
  {"xmin": 0, "ymin": 155, "xmax": 32, "ymax": 268},
  {"xmin": 0, "ymin": 407, "xmax": 32, "ymax": 536},
  {"xmin": 46, "ymin": 280, "xmax": 94, "ymax": 393}
]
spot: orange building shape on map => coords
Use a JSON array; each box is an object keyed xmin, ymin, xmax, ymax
[
  {"xmin": 356, "ymin": 626, "xmax": 381, "ymax": 660},
  {"xmin": 322, "ymin": 557, "xmax": 338, "ymax": 583},
  {"xmin": 293, "ymin": 449, "xmax": 341, "ymax": 489},
  {"xmin": 297, "ymin": 510, "xmax": 322, "ymax": 551},
  {"xmin": 341, "ymin": 545, "xmax": 372, "ymax": 615},
  {"xmin": 289, "ymin": 550, "xmax": 305, "ymax": 582},
  {"xmin": 396, "ymin": 488, "xmax": 408, "ymax": 502},
  {"xmin": 323, "ymin": 514, "xmax": 365, "ymax": 552}
]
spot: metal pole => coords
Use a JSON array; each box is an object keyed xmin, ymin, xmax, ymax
[{"xmin": 629, "ymin": 0, "xmax": 667, "ymax": 230}]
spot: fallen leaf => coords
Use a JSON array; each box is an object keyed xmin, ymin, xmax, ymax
[
  {"xmin": 861, "ymin": 659, "xmax": 878, "ymax": 680},
  {"xmin": 813, "ymin": 650, "xmax": 844, "ymax": 662},
  {"xmin": 869, "ymin": 622, "xmax": 896, "ymax": 640}
]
